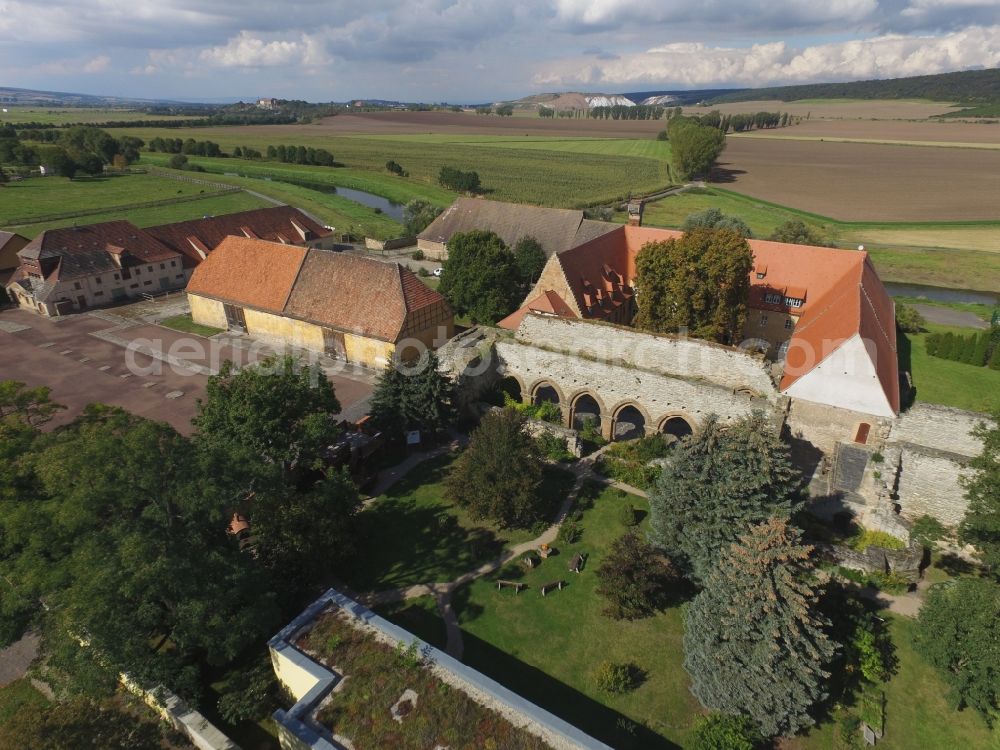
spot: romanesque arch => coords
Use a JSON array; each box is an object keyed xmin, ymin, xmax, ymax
[
  {"xmin": 497, "ymin": 375, "xmax": 525, "ymax": 404},
  {"xmin": 611, "ymin": 401, "xmax": 651, "ymax": 441}
]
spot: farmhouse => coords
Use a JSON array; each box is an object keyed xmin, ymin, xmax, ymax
[
  {"xmin": 186, "ymin": 237, "xmax": 453, "ymax": 368},
  {"xmin": 500, "ymin": 224, "xmax": 899, "ymax": 418},
  {"xmin": 5, "ymin": 221, "xmax": 185, "ymax": 316},
  {"xmin": 416, "ymin": 196, "xmax": 615, "ymax": 259},
  {"xmin": 145, "ymin": 205, "xmax": 333, "ymax": 270}
]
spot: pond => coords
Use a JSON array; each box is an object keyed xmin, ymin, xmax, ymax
[
  {"xmin": 259, "ymin": 176, "xmax": 406, "ymax": 222},
  {"xmin": 884, "ymin": 282, "xmax": 998, "ymax": 307}
]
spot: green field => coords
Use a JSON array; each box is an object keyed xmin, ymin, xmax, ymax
[
  {"xmin": 0, "ymin": 107, "xmax": 205, "ymax": 125},
  {"xmin": 901, "ymin": 323, "xmax": 1000, "ymax": 413},
  {"xmin": 631, "ymin": 187, "xmax": 1000, "ymax": 292},
  {"xmin": 346, "ymin": 133, "xmax": 672, "ymax": 159},
  {"xmin": 116, "ymin": 127, "xmax": 671, "ymax": 208}
]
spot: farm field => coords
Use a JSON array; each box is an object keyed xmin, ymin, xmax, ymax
[
  {"xmin": 732, "ymin": 118, "xmax": 1000, "ymax": 146},
  {"xmin": 684, "ymin": 98, "xmax": 960, "ymax": 120},
  {"xmin": 712, "ymin": 137, "xmax": 1000, "ymax": 222},
  {"xmin": 0, "ymin": 106, "xmax": 205, "ymax": 125},
  {"xmin": 123, "ymin": 132, "xmax": 670, "ymax": 207}
]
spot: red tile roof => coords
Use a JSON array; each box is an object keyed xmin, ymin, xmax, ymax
[
  {"xmin": 186, "ymin": 236, "xmax": 307, "ymax": 313},
  {"xmin": 498, "ymin": 290, "xmax": 578, "ymax": 330},
  {"xmin": 188, "ymin": 239, "xmax": 450, "ymax": 342},
  {"xmin": 147, "ymin": 206, "xmax": 330, "ymax": 267}
]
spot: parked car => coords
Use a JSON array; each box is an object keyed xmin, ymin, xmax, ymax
[{"xmin": 433, "ymin": 267, "xmax": 443, "ymax": 277}]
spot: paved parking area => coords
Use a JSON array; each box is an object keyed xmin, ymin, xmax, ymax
[{"xmin": 0, "ymin": 308, "xmax": 375, "ymax": 435}]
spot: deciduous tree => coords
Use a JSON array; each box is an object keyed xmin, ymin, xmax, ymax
[
  {"xmin": 595, "ymin": 531, "xmax": 678, "ymax": 620},
  {"xmin": 668, "ymin": 117, "xmax": 726, "ymax": 180},
  {"xmin": 402, "ymin": 199, "xmax": 442, "ymax": 236},
  {"xmin": 959, "ymin": 410, "xmax": 1000, "ymax": 575},
  {"xmin": 513, "ymin": 236, "xmax": 547, "ymax": 288},
  {"xmin": 684, "ymin": 517, "xmax": 836, "ymax": 737},
  {"xmin": 438, "ymin": 230, "xmax": 523, "ymax": 324},
  {"xmin": 446, "ymin": 408, "xmax": 544, "ymax": 528},
  {"xmin": 648, "ymin": 412, "xmax": 801, "ymax": 581},
  {"xmin": 913, "ymin": 576, "xmax": 1000, "ymax": 721},
  {"xmin": 634, "ymin": 227, "xmax": 753, "ymax": 344},
  {"xmin": 769, "ymin": 219, "xmax": 830, "ymax": 246},
  {"xmin": 681, "ymin": 208, "xmax": 752, "ymax": 238}
]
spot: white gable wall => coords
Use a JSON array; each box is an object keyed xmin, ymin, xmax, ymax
[{"xmin": 782, "ymin": 333, "xmax": 895, "ymax": 418}]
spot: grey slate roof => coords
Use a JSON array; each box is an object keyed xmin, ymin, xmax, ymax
[{"xmin": 417, "ymin": 197, "xmax": 618, "ymax": 257}]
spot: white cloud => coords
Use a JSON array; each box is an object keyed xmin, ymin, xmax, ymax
[
  {"xmin": 199, "ymin": 31, "xmax": 322, "ymax": 68},
  {"xmin": 534, "ymin": 25, "xmax": 1000, "ymax": 88},
  {"xmin": 82, "ymin": 54, "xmax": 110, "ymax": 73}
]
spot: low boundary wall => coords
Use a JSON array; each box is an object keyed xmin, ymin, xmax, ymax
[{"xmin": 269, "ymin": 588, "xmax": 613, "ymax": 750}]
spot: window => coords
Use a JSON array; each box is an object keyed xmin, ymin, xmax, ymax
[
  {"xmin": 135, "ymin": 268, "xmax": 141, "ymax": 275},
  {"xmin": 784, "ymin": 319, "xmax": 794, "ymax": 330},
  {"xmin": 778, "ymin": 340, "xmax": 790, "ymax": 356},
  {"xmin": 175, "ymin": 273, "xmax": 184, "ymax": 280},
  {"xmin": 759, "ymin": 315, "xmax": 768, "ymax": 327},
  {"xmin": 114, "ymin": 273, "xmax": 119, "ymax": 280},
  {"xmin": 130, "ymin": 283, "xmax": 138, "ymax": 289},
  {"xmin": 765, "ymin": 292, "xmax": 782, "ymax": 305},
  {"xmin": 785, "ymin": 297, "xmax": 803, "ymax": 308},
  {"xmin": 756, "ymin": 272, "xmax": 766, "ymax": 280},
  {"xmin": 95, "ymin": 276, "xmax": 102, "ymax": 285},
  {"xmin": 147, "ymin": 265, "xmax": 153, "ymax": 272},
  {"xmin": 94, "ymin": 291, "xmax": 104, "ymax": 297},
  {"xmin": 73, "ymin": 282, "xmax": 81, "ymax": 290},
  {"xmin": 170, "ymin": 260, "xmax": 176, "ymax": 267},
  {"xmin": 160, "ymin": 263, "xmax": 165, "ymax": 270},
  {"xmin": 143, "ymin": 280, "xmax": 152, "ymax": 286}
]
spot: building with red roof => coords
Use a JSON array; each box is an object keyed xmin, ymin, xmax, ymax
[
  {"xmin": 500, "ymin": 223, "xmax": 899, "ymax": 417},
  {"xmin": 187, "ymin": 237, "xmax": 453, "ymax": 369}
]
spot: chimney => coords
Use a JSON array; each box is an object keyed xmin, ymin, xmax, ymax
[{"xmin": 627, "ymin": 200, "xmax": 644, "ymax": 227}]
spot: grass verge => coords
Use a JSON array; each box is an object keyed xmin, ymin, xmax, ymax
[
  {"xmin": 900, "ymin": 322, "xmax": 1000, "ymax": 413},
  {"xmin": 158, "ymin": 314, "xmax": 224, "ymax": 337}
]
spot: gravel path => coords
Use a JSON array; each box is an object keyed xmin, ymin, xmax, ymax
[{"xmin": 912, "ymin": 304, "xmax": 988, "ymax": 330}]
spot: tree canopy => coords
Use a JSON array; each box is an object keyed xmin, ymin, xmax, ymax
[
  {"xmin": 648, "ymin": 412, "xmax": 802, "ymax": 581},
  {"xmin": 403, "ymin": 199, "xmax": 443, "ymax": 236},
  {"xmin": 438, "ymin": 230, "xmax": 524, "ymax": 325},
  {"xmin": 959, "ymin": 411, "xmax": 1000, "ymax": 575},
  {"xmin": 684, "ymin": 517, "xmax": 836, "ymax": 737},
  {"xmin": 768, "ymin": 219, "xmax": 830, "ymax": 246},
  {"xmin": 368, "ymin": 351, "xmax": 456, "ymax": 437},
  {"xmin": 595, "ymin": 531, "xmax": 678, "ymax": 620},
  {"xmin": 513, "ymin": 236, "xmax": 547, "ymax": 289},
  {"xmin": 667, "ymin": 117, "xmax": 727, "ymax": 180},
  {"xmin": 633, "ymin": 227, "xmax": 754, "ymax": 344},
  {"xmin": 913, "ymin": 576, "xmax": 1000, "ymax": 721},
  {"xmin": 446, "ymin": 408, "xmax": 545, "ymax": 528}
]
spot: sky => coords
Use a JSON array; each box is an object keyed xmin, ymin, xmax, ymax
[{"xmin": 1, "ymin": 0, "xmax": 999, "ymax": 102}]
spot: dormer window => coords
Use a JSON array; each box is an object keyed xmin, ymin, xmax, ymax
[
  {"xmin": 765, "ymin": 292, "xmax": 782, "ymax": 305},
  {"xmin": 784, "ymin": 297, "xmax": 803, "ymax": 308}
]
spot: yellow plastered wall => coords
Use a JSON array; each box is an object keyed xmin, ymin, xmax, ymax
[
  {"xmin": 270, "ymin": 645, "xmax": 321, "ymax": 702},
  {"xmin": 344, "ymin": 333, "xmax": 395, "ymax": 369},
  {"xmin": 188, "ymin": 294, "xmax": 228, "ymax": 329},
  {"xmin": 244, "ymin": 308, "xmax": 326, "ymax": 352}
]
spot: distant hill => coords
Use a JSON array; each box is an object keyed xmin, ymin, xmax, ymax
[
  {"xmin": 707, "ymin": 68, "xmax": 1000, "ymax": 104},
  {"xmin": 0, "ymin": 86, "xmax": 202, "ymax": 107}
]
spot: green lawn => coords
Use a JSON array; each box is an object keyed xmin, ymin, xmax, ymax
[
  {"xmin": 159, "ymin": 314, "xmax": 224, "ymax": 337},
  {"xmin": 114, "ymin": 128, "xmax": 671, "ymax": 208},
  {"xmin": 141, "ymin": 160, "xmax": 410, "ymax": 240},
  {"xmin": 0, "ymin": 172, "xmax": 242, "ymax": 224},
  {"xmin": 0, "ymin": 107, "xmax": 205, "ymax": 125},
  {"xmin": 349, "ymin": 133, "xmax": 672, "ymax": 160},
  {"xmin": 453, "ymin": 484, "xmax": 701, "ymax": 750},
  {"xmin": 343, "ymin": 453, "xmax": 574, "ymax": 593},
  {"xmin": 901, "ymin": 323, "xmax": 1000, "ymax": 413},
  {"xmin": 7, "ymin": 190, "xmax": 272, "ymax": 239},
  {"xmin": 0, "ymin": 679, "xmax": 50, "ymax": 727},
  {"xmin": 630, "ymin": 186, "xmax": 1000, "ymax": 292}
]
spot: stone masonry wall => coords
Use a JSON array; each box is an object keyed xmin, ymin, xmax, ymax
[
  {"xmin": 890, "ymin": 403, "xmax": 987, "ymax": 459},
  {"xmin": 515, "ymin": 314, "xmax": 776, "ymax": 396},
  {"xmin": 895, "ymin": 447, "xmax": 974, "ymax": 526}
]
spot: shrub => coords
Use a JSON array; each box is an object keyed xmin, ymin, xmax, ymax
[
  {"xmin": 910, "ymin": 515, "xmax": 946, "ymax": 547},
  {"xmin": 167, "ymin": 153, "xmax": 188, "ymax": 169},
  {"xmin": 412, "ymin": 248, "xmax": 425, "ymax": 260},
  {"xmin": 536, "ymin": 432, "xmax": 575, "ymax": 463},
  {"xmin": 690, "ymin": 713, "xmax": 760, "ymax": 750},
  {"xmin": 593, "ymin": 661, "xmax": 637, "ymax": 695},
  {"xmin": 895, "ymin": 302, "xmax": 925, "ymax": 333},
  {"xmin": 578, "ymin": 418, "xmax": 607, "ymax": 452},
  {"xmin": 439, "ymin": 165, "xmax": 482, "ymax": 193},
  {"xmin": 417, "ymin": 267, "xmax": 430, "ymax": 277},
  {"xmin": 847, "ymin": 528, "xmax": 906, "ymax": 552},
  {"xmin": 558, "ymin": 518, "xmax": 582, "ymax": 545},
  {"xmin": 618, "ymin": 504, "xmax": 637, "ymax": 527}
]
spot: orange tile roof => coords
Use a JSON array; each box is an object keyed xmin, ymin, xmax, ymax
[
  {"xmin": 539, "ymin": 224, "xmax": 899, "ymax": 413},
  {"xmin": 186, "ymin": 236, "xmax": 307, "ymax": 313},
  {"xmin": 189, "ymin": 238, "xmax": 450, "ymax": 342},
  {"xmin": 498, "ymin": 290, "xmax": 578, "ymax": 330}
]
